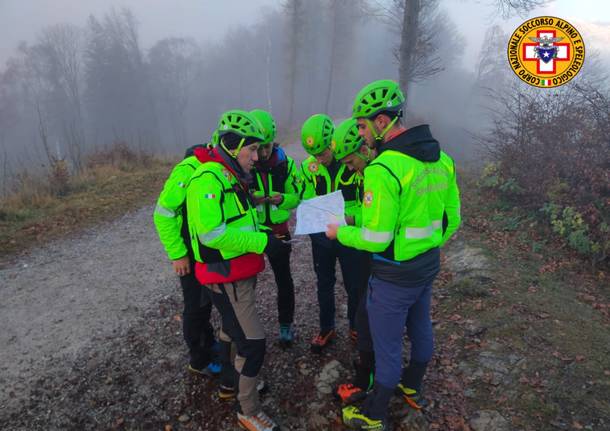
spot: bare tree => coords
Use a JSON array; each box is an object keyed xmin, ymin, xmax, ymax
[
  {"xmin": 149, "ymin": 38, "xmax": 200, "ymax": 149},
  {"xmin": 373, "ymin": 0, "xmax": 463, "ymax": 98},
  {"xmin": 14, "ymin": 42, "xmax": 57, "ymax": 167},
  {"xmin": 0, "ymin": 142, "xmax": 8, "ymax": 198},
  {"xmin": 476, "ymin": 25, "xmax": 511, "ymax": 84},
  {"xmin": 323, "ymin": 0, "xmax": 365, "ymax": 114},
  {"xmin": 37, "ymin": 24, "xmax": 86, "ymax": 172},
  {"xmin": 491, "ymin": 0, "xmax": 553, "ymax": 18},
  {"xmin": 283, "ymin": 0, "xmax": 306, "ymax": 127},
  {"xmin": 84, "ymin": 8, "xmax": 159, "ymax": 149}
]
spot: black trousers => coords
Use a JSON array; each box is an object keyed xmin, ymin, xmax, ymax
[
  {"xmin": 180, "ymin": 271, "xmax": 215, "ymax": 369},
  {"xmin": 355, "ymin": 275, "xmax": 373, "ymax": 353},
  {"xmin": 310, "ymin": 233, "xmax": 371, "ymax": 331},
  {"xmin": 267, "ymin": 233, "xmax": 295, "ymax": 325}
]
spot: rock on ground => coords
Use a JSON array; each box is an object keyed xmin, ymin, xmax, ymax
[{"xmin": 469, "ymin": 410, "xmax": 511, "ymax": 431}]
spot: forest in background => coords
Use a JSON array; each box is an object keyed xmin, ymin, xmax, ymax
[{"xmin": 0, "ymin": 0, "xmax": 607, "ymax": 265}]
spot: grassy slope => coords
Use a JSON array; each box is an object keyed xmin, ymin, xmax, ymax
[
  {"xmin": 0, "ymin": 159, "xmax": 174, "ymax": 265},
  {"xmin": 435, "ymin": 174, "xmax": 610, "ymax": 430}
]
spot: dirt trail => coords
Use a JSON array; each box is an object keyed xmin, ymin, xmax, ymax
[
  {"xmin": 0, "ymin": 198, "xmax": 436, "ymax": 430},
  {"xmin": 2, "ymin": 150, "xmax": 607, "ymax": 430},
  {"xmin": 0, "ymin": 205, "xmax": 174, "ymax": 414}
]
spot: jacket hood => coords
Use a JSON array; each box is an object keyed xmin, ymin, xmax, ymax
[
  {"xmin": 184, "ymin": 144, "xmax": 206, "ymax": 159},
  {"xmin": 193, "ymin": 146, "xmax": 251, "ymax": 189},
  {"xmin": 380, "ymin": 124, "xmax": 440, "ymax": 162}
]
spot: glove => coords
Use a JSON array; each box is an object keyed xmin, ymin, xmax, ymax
[{"xmin": 264, "ymin": 234, "xmax": 290, "ymax": 258}]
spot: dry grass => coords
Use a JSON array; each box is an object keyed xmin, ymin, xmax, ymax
[{"xmin": 0, "ymin": 146, "xmax": 175, "ymax": 263}]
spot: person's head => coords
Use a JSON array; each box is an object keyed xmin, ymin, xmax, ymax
[
  {"xmin": 301, "ymin": 113, "xmax": 335, "ymax": 167},
  {"xmin": 217, "ymin": 110, "xmax": 264, "ymax": 171},
  {"xmin": 352, "ymin": 79, "xmax": 405, "ymax": 148},
  {"xmin": 331, "ymin": 118, "xmax": 371, "ymax": 174},
  {"xmin": 250, "ymin": 109, "xmax": 277, "ymax": 162}
]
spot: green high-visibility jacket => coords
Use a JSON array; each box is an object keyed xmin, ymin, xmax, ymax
[
  {"xmin": 252, "ymin": 149, "xmax": 301, "ymax": 226},
  {"xmin": 299, "ymin": 156, "xmax": 363, "ymax": 220},
  {"xmin": 153, "ymin": 155, "xmax": 200, "ymax": 260},
  {"xmin": 337, "ymin": 126, "xmax": 461, "ymax": 261},
  {"xmin": 186, "ymin": 157, "xmax": 267, "ymax": 264}
]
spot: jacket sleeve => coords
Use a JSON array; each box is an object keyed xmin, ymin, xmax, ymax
[
  {"xmin": 299, "ymin": 161, "xmax": 316, "ymax": 201},
  {"xmin": 188, "ymin": 173, "xmax": 268, "ymax": 255},
  {"xmin": 440, "ymin": 165, "xmax": 461, "ymax": 246},
  {"xmin": 344, "ymin": 174, "xmax": 363, "ymax": 225},
  {"xmin": 337, "ymin": 163, "xmax": 399, "ymax": 253},
  {"xmin": 153, "ymin": 163, "xmax": 193, "ymax": 260},
  {"xmin": 278, "ymin": 158, "xmax": 301, "ymax": 210}
]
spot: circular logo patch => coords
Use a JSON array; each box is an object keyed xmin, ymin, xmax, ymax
[
  {"xmin": 222, "ymin": 168, "xmax": 233, "ymax": 181},
  {"xmin": 363, "ymin": 191, "xmax": 373, "ymax": 207},
  {"xmin": 306, "ymin": 136, "xmax": 315, "ymax": 147},
  {"xmin": 309, "ymin": 162, "xmax": 319, "ymax": 173},
  {"xmin": 507, "ymin": 16, "xmax": 585, "ymax": 88}
]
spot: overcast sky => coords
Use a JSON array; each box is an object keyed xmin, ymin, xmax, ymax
[
  {"xmin": 1, "ymin": 0, "xmax": 609, "ymax": 71},
  {"xmin": 0, "ymin": 0, "xmax": 276, "ymax": 64}
]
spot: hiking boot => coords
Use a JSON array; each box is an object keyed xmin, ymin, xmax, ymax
[
  {"xmin": 279, "ymin": 324, "xmax": 295, "ymax": 347},
  {"xmin": 310, "ymin": 329, "xmax": 336, "ymax": 354},
  {"xmin": 395, "ymin": 383, "xmax": 426, "ymax": 410},
  {"xmin": 237, "ymin": 410, "xmax": 280, "ymax": 431},
  {"xmin": 334, "ymin": 383, "xmax": 367, "ymax": 405},
  {"xmin": 342, "ymin": 405, "xmax": 386, "ymax": 430},
  {"xmin": 218, "ymin": 379, "xmax": 268, "ymax": 400},
  {"xmin": 187, "ymin": 363, "xmax": 218, "ymax": 377}
]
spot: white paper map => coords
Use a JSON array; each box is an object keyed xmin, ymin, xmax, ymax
[{"xmin": 295, "ymin": 190, "xmax": 346, "ymax": 235}]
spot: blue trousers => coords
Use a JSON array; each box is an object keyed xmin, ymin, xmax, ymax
[{"xmin": 367, "ymin": 276, "xmax": 434, "ymax": 389}]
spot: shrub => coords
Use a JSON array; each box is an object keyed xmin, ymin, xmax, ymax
[{"xmin": 481, "ymin": 83, "xmax": 610, "ymax": 265}]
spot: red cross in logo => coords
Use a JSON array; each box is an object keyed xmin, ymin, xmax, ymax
[{"xmin": 523, "ymin": 30, "xmax": 570, "ymax": 74}]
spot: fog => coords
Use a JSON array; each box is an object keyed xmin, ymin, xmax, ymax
[{"xmin": 0, "ymin": 0, "xmax": 608, "ymax": 190}]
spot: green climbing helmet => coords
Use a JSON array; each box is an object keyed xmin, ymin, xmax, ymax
[
  {"xmin": 250, "ymin": 109, "xmax": 276, "ymax": 145},
  {"xmin": 217, "ymin": 109, "xmax": 265, "ymax": 142},
  {"xmin": 352, "ymin": 79, "xmax": 405, "ymax": 119},
  {"xmin": 301, "ymin": 114, "xmax": 334, "ymax": 156},
  {"xmin": 331, "ymin": 118, "xmax": 363, "ymax": 160},
  {"xmin": 209, "ymin": 129, "xmax": 220, "ymax": 148}
]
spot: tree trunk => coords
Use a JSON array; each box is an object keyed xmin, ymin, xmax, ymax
[
  {"xmin": 266, "ymin": 30, "xmax": 273, "ymax": 112},
  {"xmin": 324, "ymin": 0, "xmax": 338, "ymax": 114},
  {"xmin": 398, "ymin": 0, "xmax": 420, "ymax": 95}
]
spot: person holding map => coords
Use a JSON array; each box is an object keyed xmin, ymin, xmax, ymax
[
  {"xmin": 299, "ymin": 113, "xmax": 370, "ymax": 354},
  {"xmin": 328, "ymin": 118, "xmax": 376, "ymax": 406}
]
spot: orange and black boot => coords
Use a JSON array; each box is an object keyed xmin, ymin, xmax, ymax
[
  {"xmin": 310, "ymin": 328, "xmax": 336, "ymax": 354},
  {"xmin": 334, "ymin": 357, "xmax": 374, "ymax": 405}
]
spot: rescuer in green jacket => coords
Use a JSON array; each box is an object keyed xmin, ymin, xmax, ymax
[
  {"xmin": 153, "ymin": 140, "xmax": 221, "ymax": 377},
  {"xmin": 329, "ymin": 118, "xmax": 377, "ymax": 405},
  {"xmin": 249, "ymin": 109, "xmax": 301, "ymax": 346},
  {"xmin": 300, "ymin": 113, "xmax": 371, "ymax": 354},
  {"xmin": 327, "ymin": 80, "xmax": 461, "ymax": 430},
  {"xmin": 186, "ymin": 109, "xmax": 286, "ymax": 431}
]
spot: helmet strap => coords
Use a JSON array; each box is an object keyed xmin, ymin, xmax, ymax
[
  {"xmin": 355, "ymin": 145, "xmax": 371, "ymax": 163},
  {"xmin": 365, "ymin": 116, "xmax": 398, "ymax": 148},
  {"xmin": 220, "ymin": 137, "xmax": 246, "ymax": 159}
]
